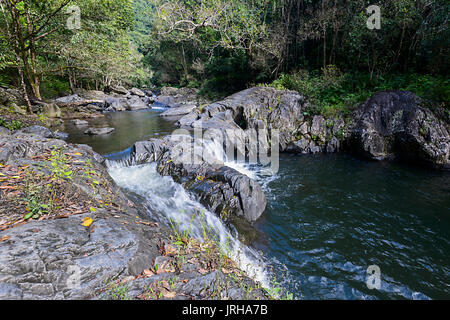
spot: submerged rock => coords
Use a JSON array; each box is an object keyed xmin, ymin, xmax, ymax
[
  {"xmin": 84, "ymin": 127, "xmax": 115, "ymax": 135},
  {"xmin": 71, "ymin": 119, "xmax": 89, "ymax": 126}
]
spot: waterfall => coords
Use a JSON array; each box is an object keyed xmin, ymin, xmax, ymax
[{"xmin": 107, "ymin": 161, "xmax": 271, "ymax": 289}]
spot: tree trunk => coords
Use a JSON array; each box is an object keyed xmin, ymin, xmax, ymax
[{"xmin": 2, "ymin": 0, "xmax": 33, "ymax": 113}]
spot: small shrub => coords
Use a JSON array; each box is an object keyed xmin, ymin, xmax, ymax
[
  {"xmin": 0, "ymin": 117, "xmax": 23, "ymax": 130},
  {"xmin": 264, "ymin": 68, "xmax": 449, "ymax": 118}
]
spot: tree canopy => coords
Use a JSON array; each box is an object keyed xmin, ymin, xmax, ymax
[{"xmin": 0, "ymin": 0, "xmax": 448, "ymax": 110}]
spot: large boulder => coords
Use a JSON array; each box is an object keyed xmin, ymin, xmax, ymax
[
  {"xmin": 347, "ymin": 91, "xmax": 450, "ymax": 169},
  {"xmin": 84, "ymin": 127, "xmax": 115, "ymax": 135},
  {"xmin": 0, "ymin": 87, "xmax": 25, "ymax": 106},
  {"xmin": 126, "ymin": 96, "xmax": 148, "ymax": 110},
  {"xmin": 108, "ymin": 85, "xmax": 129, "ymax": 96},
  {"xmin": 160, "ymin": 104, "xmax": 198, "ymax": 119},
  {"xmin": 42, "ymin": 103, "xmax": 61, "ymax": 118},
  {"xmin": 155, "ymin": 87, "xmax": 201, "ymax": 108},
  {"xmin": 130, "ymin": 88, "xmax": 145, "ymax": 97},
  {"xmin": 0, "ymin": 211, "xmax": 164, "ymax": 299},
  {"xmin": 285, "ymin": 115, "xmax": 346, "ymax": 154},
  {"xmin": 55, "ymin": 94, "xmax": 83, "ymax": 104},
  {"xmin": 126, "ymin": 135, "xmax": 267, "ymax": 223},
  {"xmin": 105, "ymin": 97, "xmax": 127, "ymax": 112},
  {"xmin": 176, "ymin": 87, "xmax": 309, "ymax": 153},
  {"xmin": 13, "ymin": 125, "xmax": 68, "ymax": 140}
]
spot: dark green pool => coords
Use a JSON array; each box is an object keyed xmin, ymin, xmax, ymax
[{"xmin": 253, "ymin": 153, "xmax": 450, "ymax": 299}]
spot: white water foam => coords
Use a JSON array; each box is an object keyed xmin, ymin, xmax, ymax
[{"xmin": 107, "ymin": 162, "xmax": 271, "ymax": 288}]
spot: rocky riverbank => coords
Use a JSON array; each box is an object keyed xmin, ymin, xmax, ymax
[
  {"xmin": 0, "ymin": 127, "xmax": 268, "ymax": 300},
  {"xmin": 164, "ymin": 87, "xmax": 450, "ymax": 169}
]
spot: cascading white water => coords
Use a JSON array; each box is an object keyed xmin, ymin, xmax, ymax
[
  {"xmin": 107, "ymin": 161, "xmax": 271, "ymax": 288},
  {"xmin": 200, "ymin": 136, "xmax": 258, "ymax": 180}
]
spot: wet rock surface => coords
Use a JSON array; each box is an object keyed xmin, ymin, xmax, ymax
[
  {"xmin": 160, "ymin": 104, "xmax": 198, "ymax": 119},
  {"xmin": 84, "ymin": 127, "xmax": 115, "ymax": 135},
  {"xmin": 127, "ymin": 136, "xmax": 267, "ymax": 223}
]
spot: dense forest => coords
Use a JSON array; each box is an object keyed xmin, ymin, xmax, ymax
[{"xmin": 1, "ymin": 0, "xmax": 449, "ymax": 115}]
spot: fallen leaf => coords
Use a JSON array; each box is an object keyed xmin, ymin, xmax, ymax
[
  {"xmin": 221, "ymin": 268, "xmax": 232, "ymax": 274},
  {"xmin": 162, "ymin": 290, "xmax": 176, "ymax": 299},
  {"xmin": 143, "ymin": 269, "xmax": 155, "ymax": 276},
  {"xmin": 0, "ymin": 235, "xmax": 11, "ymax": 242},
  {"xmin": 198, "ymin": 268, "xmax": 208, "ymax": 275},
  {"xmin": 0, "ymin": 185, "xmax": 18, "ymax": 190},
  {"xmin": 164, "ymin": 244, "xmax": 177, "ymax": 255},
  {"xmin": 81, "ymin": 217, "xmax": 93, "ymax": 227}
]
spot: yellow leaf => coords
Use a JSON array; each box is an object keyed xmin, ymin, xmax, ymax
[
  {"xmin": 81, "ymin": 217, "xmax": 93, "ymax": 227},
  {"xmin": 73, "ymin": 152, "xmax": 82, "ymax": 156}
]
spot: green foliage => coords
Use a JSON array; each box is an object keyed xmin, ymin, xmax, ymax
[
  {"xmin": 0, "ymin": 0, "xmax": 147, "ymax": 99},
  {"xmin": 139, "ymin": 0, "xmax": 448, "ymax": 100},
  {"xmin": 22, "ymin": 171, "xmax": 51, "ymax": 220},
  {"xmin": 40, "ymin": 77, "xmax": 71, "ymax": 99},
  {"xmin": 23, "ymin": 192, "xmax": 49, "ymax": 220},
  {"xmin": 264, "ymin": 67, "xmax": 449, "ymax": 117},
  {"xmin": 49, "ymin": 149, "xmax": 73, "ymax": 181},
  {"xmin": 0, "ymin": 117, "xmax": 23, "ymax": 130}
]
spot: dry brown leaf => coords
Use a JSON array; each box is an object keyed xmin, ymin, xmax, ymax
[
  {"xmin": 143, "ymin": 269, "xmax": 155, "ymax": 276},
  {"xmin": 0, "ymin": 235, "xmax": 11, "ymax": 242},
  {"xmin": 164, "ymin": 244, "xmax": 177, "ymax": 255},
  {"xmin": 221, "ymin": 268, "xmax": 232, "ymax": 274},
  {"xmin": 162, "ymin": 290, "xmax": 176, "ymax": 299},
  {"xmin": 198, "ymin": 268, "xmax": 208, "ymax": 275}
]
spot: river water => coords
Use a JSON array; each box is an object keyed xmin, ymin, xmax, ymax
[{"xmin": 64, "ymin": 109, "xmax": 450, "ymax": 300}]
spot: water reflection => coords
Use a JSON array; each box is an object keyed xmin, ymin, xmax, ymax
[{"xmin": 63, "ymin": 109, "xmax": 176, "ymax": 155}]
